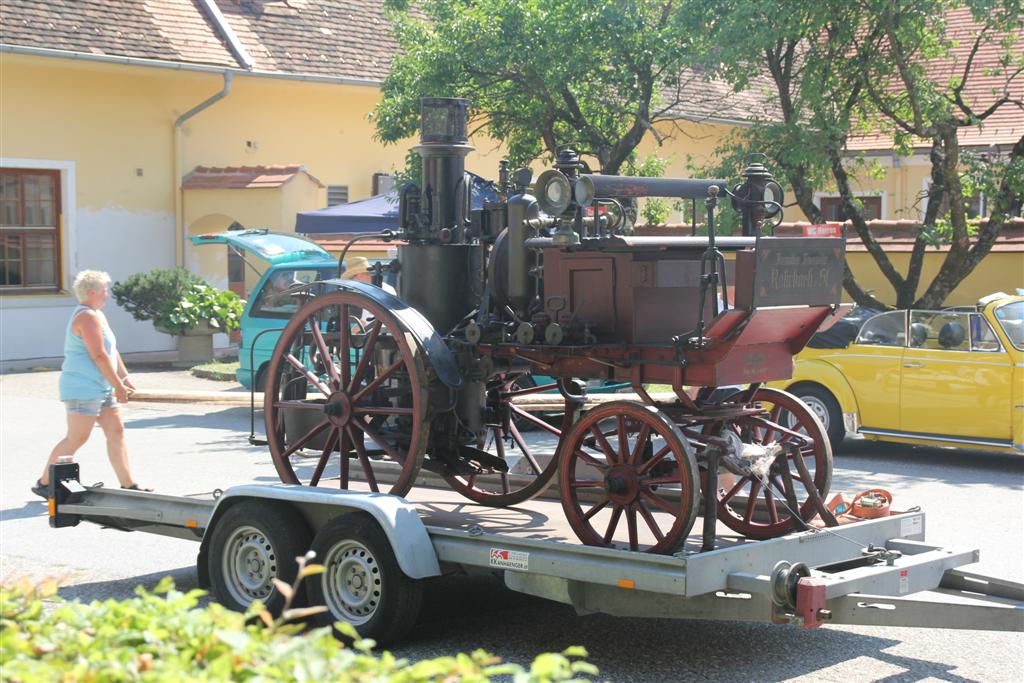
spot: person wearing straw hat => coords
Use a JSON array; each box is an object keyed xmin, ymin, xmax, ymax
[{"xmin": 341, "ymin": 256, "xmax": 396, "ymax": 295}]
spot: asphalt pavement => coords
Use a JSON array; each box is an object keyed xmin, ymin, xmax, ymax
[{"xmin": 1, "ymin": 366, "xmax": 1022, "ymax": 681}]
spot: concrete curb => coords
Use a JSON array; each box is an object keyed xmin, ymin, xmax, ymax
[{"xmin": 131, "ymin": 389, "xmax": 260, "ymax": 405}]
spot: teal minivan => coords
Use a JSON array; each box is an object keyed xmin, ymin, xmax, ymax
[{"xmin": 191, "ymin": 229, "xmax": 339, "ymax": 390}]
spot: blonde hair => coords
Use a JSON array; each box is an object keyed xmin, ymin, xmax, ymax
[{"xmin": 72, "ymin": 270, "xmax": 112, "ymax": 303}]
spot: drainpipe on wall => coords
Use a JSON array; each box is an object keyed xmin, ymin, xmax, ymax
[
  {"xmin": 173, "ymin": 71, "xmax": 233, "ymax": 267},
  {"xmin": 175, "ymin": 0, "xmax": 254, "ymax": 267}
]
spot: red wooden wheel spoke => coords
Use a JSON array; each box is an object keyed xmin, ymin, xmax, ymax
[
  {"xmin": 502, "ymin": 382, "xmax": 559, "ymax": 399},
  {"xmin": 570, "ymin": 479, "xmax": 605, "ymax": 489},
  {"xmin": 510, "ymin": 405, "xmax": 560, "ymax": 436},
  {"xmin": 626, "ymin": 504, "xmax": 639, "ymax": 550},
  {"xmin": 764, "ymin": 486, "xmax": 780, "ymax": 525},
  {"xmin": 640, "ymin": 489, "xmax": 677, "ymax": 515},
  {"xmin": 272, "ymin": 399, "xmax": 323, "ymax": 411},
  {"xmin": 762, "ymin": 405, "xmax": 783, "ymax": 442},
  {"xmin": 589, "ymin": 424, "xmax": 618, "ymax": 463},
  {"xmin": 351, "ymin": 416, "xmax": 403, "ymax": 464},
  {"xmin": 309, "ymin": 427, "xmax": 340, "ymax": 487},
  {"xmin": 720, "ymin": 476, "xmax": 750, "ymax": 505},
  {"xmin": 308, "ymin": 322, "xmax": 340, "ymax": 388},
  {"xmin": 602, "ymin": 505, "xmax": 623, "ymax": 544},
  {"xmin": 743, "ymin": 479, "xmax": 763, "ymax": 523},
  {"xmin": 508, "ymin": 423, "xmax": 543, "ymax": 474},
  {"xmin": 338, "ymin": 426, "xmax": 350, "ymax": 489},
  {"xmin": 281, "ymin": 419, "xmax": 330, "ymax": 459},
  {"xmin": 572, "ymin": 448, "xmax": 607, "ymax": 470},
  {"xmin": 629, "ymin": 424, "xmax": 651, "ymax": 465},
  {"xmin": 339, "ymin": 304, "xmax": 351, "ymax": 390},
  {"xmin": 583, "ymin": 496, "xmax": 611, "ymax": 520},
  {"xmin": 637, "ymin": 444, "xmax": 673, "ymax": 475},
  {"xmin": 636, "ymin": 500, "xmax": 665, "ymax": 541},
  {"xmin": 353, "ymin": 406, "xmax": 415, "ymax": 416},
  {"xmin": 348, "ymin": 320, "xmax": 381, "ymax": 392},
  {"xmin": 641, "ymin": 475, "xmax": 682, "ymax": 486},
  {"xmin": 616, "ymin": 416, "xmax": 628, "ymax": 462},
  {"xmin": 347, "ymin": 426, "xmax": 379, "ymax": 493},
  {"xmin": 351, "ymin": 359, "xmax": 403, "ymax": 404},
  {"xmin": 284, "ymin": 353, "xmax": 332, "ymax": 397}
]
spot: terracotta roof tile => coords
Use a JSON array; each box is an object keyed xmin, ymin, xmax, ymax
[
  {"xmin": 847, "ymin": 7, "xmax": 1022, "ymax": 151},
  {"xmin": 660, "ymin": 69, "xmax": 784, "ymax": 124},
  {"xmin": 182, "ymin": 164, "xmax": 324, "ymax": 189},
  {"xmin": 215, "ymin": 0, "xmax": 397, "ymax": 81},
  {"xmin": 0, "ymin": 0, "xmax": 237, "ymax": 67}
]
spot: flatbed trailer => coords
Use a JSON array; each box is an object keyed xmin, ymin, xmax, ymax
[{"xmin": 46, "ymin": 461, "xmax": 1024, "ymax": 644}]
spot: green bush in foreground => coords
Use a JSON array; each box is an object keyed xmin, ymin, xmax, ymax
[{"xmin": 1, "ymin": 576, "xmax": 596, "ymax": 682}]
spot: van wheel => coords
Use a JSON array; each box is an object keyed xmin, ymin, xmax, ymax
[
  {"xmin": 306, "ymin": 514, "xmax": 422, "ymax": 645},
  {"xmin": 792, "ymin": 385, "xmax": 845, "ymax": 450},
  {"xmin": 208, "ymin": 501, "xmax": 311, "ymax": 614},
  {"xmin": 254, "ymin": 365, "xmax": 268, "ymax": 392}
]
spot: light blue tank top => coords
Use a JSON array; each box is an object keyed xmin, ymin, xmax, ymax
[{"xmin": 59, "ymin": 305, "xmax": 116, "ymax": 401}]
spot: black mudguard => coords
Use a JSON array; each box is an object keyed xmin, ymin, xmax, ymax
[{"xmin": 320, "ymin": 279, "xmax": 463, "ymax": 388}]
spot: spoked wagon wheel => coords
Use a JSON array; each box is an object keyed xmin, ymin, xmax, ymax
[
  {"xmin": 558, "ymin": 401, "xmax": 700, "ymax": 554},
  {"xmin": 443, "ymin": 375, "xmax": 565, "ymax": 507},
  {"xmin": 693, "ymin": 387, "xmax": 832, "ymax": 540},
  {"xmin": 263, "ymin": 290, "xmax": 429, "ymax": 496}
]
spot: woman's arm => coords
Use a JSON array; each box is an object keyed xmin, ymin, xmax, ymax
[
  {"xmin": 114, "ymin": 351, "xmax": 136, "ymax": 391},
  {"xmin": 76, "ymin": 311, "xmax": 129, "ymax": 402}
]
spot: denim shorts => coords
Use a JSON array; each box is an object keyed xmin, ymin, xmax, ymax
[{"xmin": 64, "ymin": 393, "xmax": 117, "ymax": 416}]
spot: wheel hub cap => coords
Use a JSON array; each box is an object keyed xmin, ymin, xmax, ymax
[
  {"xmin": 324, "ymin": 391, "xmax": 353, "ymax": 426},
  {"xmin": 604, "ymin": 464, "xmax": 639, "ymax": 504},
  {"xmin": 324, "ymin": 541, "xmax": 380, "ymax": 624}
]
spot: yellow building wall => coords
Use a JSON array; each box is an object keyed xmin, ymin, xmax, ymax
[{"xmin": 846, "ymin": 250, "xmax": 1024, "ymax": 307}]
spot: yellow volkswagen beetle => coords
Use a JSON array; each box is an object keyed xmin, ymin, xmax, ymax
[{"xmin": 771, "ymin": 292, "xmax": 1024, "ymax": 454}]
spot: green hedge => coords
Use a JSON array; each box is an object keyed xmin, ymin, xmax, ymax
[{"xmin": 1, "ymin": 577, "xmax": 596, "ymax": 682}]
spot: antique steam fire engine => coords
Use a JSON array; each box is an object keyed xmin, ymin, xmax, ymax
[{"xmin": 263, "ymin": 98, "xmax": 846, "ymax": 554}]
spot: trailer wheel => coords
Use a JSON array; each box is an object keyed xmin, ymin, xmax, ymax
[
  {"xmin": 208, "ymin": 501, "xmax": 312, "ymax": 614},
  {"xmin": 306, "ymin": 514, "xmax": 422, "ymax": 645}
]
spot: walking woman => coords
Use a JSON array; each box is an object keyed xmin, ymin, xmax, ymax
[{"xmin": 32, "ymin": 270, "xmax": 149, "ymax": 497}]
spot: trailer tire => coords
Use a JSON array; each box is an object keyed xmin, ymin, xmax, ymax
[
  {"xmin": 306, "ymin": 513, "xmax": 422, "ymax": 645},
  {"xmin": 208, "ymin": 501, "xmax": 311, "ymax": 615}
]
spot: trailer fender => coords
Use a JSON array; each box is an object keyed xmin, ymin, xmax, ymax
[
  {"xmin": 322, "ymin": 278, "xmax": 463, "ymax": 388},
  {"xmin": 200, "ymin": 486, "xmax": 442, "ymax": 580}
]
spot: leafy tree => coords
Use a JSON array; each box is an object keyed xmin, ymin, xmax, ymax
[
  {"xmin": 691, "ymin": 0, "xmax": 1023, "ymax": 308},
  {"xmin": 374, "ymin": 0, "xmax": 707, "ymax": 175}
]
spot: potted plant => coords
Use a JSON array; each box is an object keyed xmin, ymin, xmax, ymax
[{"xmin": 112, "ymin": 268, "xmax": 245, "ymax": 362}]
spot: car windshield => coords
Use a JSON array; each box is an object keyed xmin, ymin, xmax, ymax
[
  {"xmin": 994, "ymin": 301, "xmax": 1024, "ymax": 350},
  {"xmin": 855, "ymin": 310, "xmax": 906, "ymax": 347}
]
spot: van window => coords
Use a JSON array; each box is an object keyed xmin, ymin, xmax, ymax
[{"xmin": 252, "ymin": 267, "xmax": 334, "ymax": 319}]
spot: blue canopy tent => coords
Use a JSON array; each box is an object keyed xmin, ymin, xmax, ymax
[{"xmin": 295, "ymin": 173, "xmax": 501, "ymax": 234}]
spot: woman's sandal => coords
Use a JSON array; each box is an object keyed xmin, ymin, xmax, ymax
[
  {"xmin": 31, "ymin": 479, "xmax": 48, "ymax": 499},
  {"xmin": 121, "ymin": 483, "xmax": 153, "ymax": 492}
]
